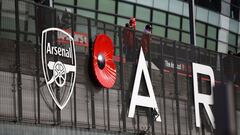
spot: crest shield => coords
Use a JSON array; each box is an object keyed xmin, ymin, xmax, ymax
[{"xmin": 41, "ymin": 28, "xmax": 76, "ymax": 110}]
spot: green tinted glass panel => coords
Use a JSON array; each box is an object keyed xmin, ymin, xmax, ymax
[
  {"xmin": 55, "ymin": 0, "xmax": 73, "ymax": 5},
  {"xmin": 196, "ymin": 36, "xmax": 205, "ymax": 48},
  {"xmin": 117, "ymin": 17, "xmax": 129, "ymax": 26},
  {"xmin": 152, "ymin": 25, "xmax": 165, "ymax": 37},
  {"xmin": 167, "ymin": 29, "xmax": 180, "ymax": 41},
  {"xmin": 78, "ymin": 0, "xmax": 95, "ymax": 9},
  {"xmin": 182, "ymin": 18, "xmax": 189, "ymax": 32},
  {"xmin": 118, "ymin": 2, "xmax": 133, "ymax": 17},
  {"xmin": 136, "ymin": 6, "xmax": 150, "ymax": 21},
  {"xmin": 181, "ymin": 32, "xmax": 190, "ymax": 44},
  {"xmin": 206, "ymin": 39, "xmax": 216, "ymax": 51},
  {"xmin": 169, "ymin": 0, "xmax": 183, "ymax": 14},
  {"xmin": 55, "ymin": 5, "xmax": 67, "ymax": 11},
  {"xmin": 152, "ymin": 10, "xmax": 166, "ymax": 25},
  {"xmin": 99, "ymin": 0, "xmax": 115, "ymax": 13},
  {"xmin": 138, "ymin": 0, "xmax": 153, "ymax": 6},
  {"xmin": 0, "ymin": 31, "xmax": 16, "ymax": 40},
  {"xmin": 98, "ymin": 14, "xmax": 114, "ymax": 23},
  {"xmin": 136, "ymin": 21, "xmax": 146, "ymax": 31},
  {"xmin": 229, "ymin": 19, "xmax": 239, "ymax": 33},
  {"xmin": 1, "ymin": 16, "xmax": 16, "ymax": 30},
  {"xmin": 207, "ymin": 26, "xmax": 217, "ymax": 39},
  {"xmin": 208, "ymin": 11, "xmax": 219, "ymax": 25},
  {"xmin": 196, "ymin": 7, "xmax": 208, "ymax": 22},
  {"xmin": 228, "ymin": 32, "xmax": 237, "ymax": 46},
  {"xmin": 196, "ymin": 22, "xmax": 206, "ymax": 36},
  {"xmin": 77, "ymin": 9, "xmax": 95, "ymax": 19},
  {"xmin": 168, "ymin": 14, "xmax": 180, "ymax": 29}
]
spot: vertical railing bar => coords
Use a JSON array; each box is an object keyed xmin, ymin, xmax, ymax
[
  {"xmin": 159, "ymin": 38, "xmax": 167, "ymax": 135},
  {"xmin": 107, "ymin": 89, "xmax": 110, "ymax": 131},
  {"xmin": 173, "ymin": 41, "xmax": 181, "ymax": 135},
  {"xmin": 71, "ymin": 13, "xmax": 77, "ymax": 128},
  {"xmin": 34, "ymin": 2, "xmax": 41, "ymax": 124},
  {"xmin": 172, "ymin": 97, "xmax": 176, "ymax": 135},
  {"xmin": 148, "ymin": 34, "xmax": 155, "ymax": 135},
  {"xmin": 15, "ymin": 0, "xmax": 22, "ymax": 122},
  {"xmin": 86, "ymin": 80, "xmax": 90, "ymax": 128},
  {"xmin": 186, "ymin": 47, "xmax": 192, "ymax": 135},
  {"xmin": 158, "ymin": 38, "xmax": 164, "ymax": 135},
  {"xmin": 119, "ymin": 27, "xmax": 126, "ymax": 132},
  {"xmin": 185, "ymin": 101, "xmax": 189, "ymax": 135},
  {"xmin": 103, "ymin": 88, "xmax": 106, "ymax": 130},
  {"xmin": 53, "ymin": 8, "xmax": 61, "ymax": 125},
  {"xmin": 87, "ymin": 18, "xmax": 96, "ymax": 129}
]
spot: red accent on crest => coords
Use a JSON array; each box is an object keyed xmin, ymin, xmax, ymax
[{"xmin": 93, "ymin": 34, "xmax": 116, "ymax": 88}]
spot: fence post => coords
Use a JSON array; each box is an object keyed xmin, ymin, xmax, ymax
[
  {"xmin": 87, "ymin": 18, "xmax": 96, "ymax": 129},
  {"xmin": 15, "ymin": 0, "xmax": 22, "ymax": 122},
  {"xmin": 119, "ymin": 27, "xmax": 126, "ymax": 132},
  {"xmin": 173, "ymin": 41, "xmax": 181, "ymax": 135},
  {"xmin": 34, "ymin": 2, "xmax": 41, "ymax": 124}
]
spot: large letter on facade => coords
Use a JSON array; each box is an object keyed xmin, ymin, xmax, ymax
[
  {"xmin": 192, "ymin": 63, "xmax": 215, "ymax": 129},
  {"xmin": 128, "ymin": 47, "xmax": 161, "ymax": 122}
]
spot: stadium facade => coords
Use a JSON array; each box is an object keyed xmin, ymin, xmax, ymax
[{"xmin": 0, "ymin": 0, "xmax": 240, "ymax": 135}]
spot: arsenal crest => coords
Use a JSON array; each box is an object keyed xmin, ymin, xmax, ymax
[{"xmin": 41, "ymin": 28, "xmax": 76, "ymax": 110}]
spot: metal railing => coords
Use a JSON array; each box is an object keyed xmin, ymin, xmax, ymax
[{"xmin": 0, "ymin": 0, "xmax": 240, "ymax": 135}]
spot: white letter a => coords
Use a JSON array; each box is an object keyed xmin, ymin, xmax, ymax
[{"xmin": 128, "ymin": 47, "xmax": 161, "ymax": 122}]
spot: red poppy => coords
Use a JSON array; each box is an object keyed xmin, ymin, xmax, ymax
[{"xmin": 93, "ymin": 34, "xmax": 116, "ymax": 88}]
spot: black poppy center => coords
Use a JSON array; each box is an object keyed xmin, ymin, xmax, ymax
[{"xmin": 97, "ymin": 53, "xmax": 105, "ymax": 70}]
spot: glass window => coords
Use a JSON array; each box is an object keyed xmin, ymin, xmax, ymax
[
  {"xmin": 218, "ymin": 29, "xmax": 228, "ymax": 42},
  {"xmin": 207, "ymin": 26, "xmax": 217, "ymax": 39},
  {"xmin": 181, "ymin": 32, "xmax": 190, "ymax": 44},
  {"xmin": 152, "ymin": 25, "xmax": 165, "ymax": 37},
  {"xmin": 230, "ymin": 1, "xmax": 240, "ymax": 20},
  {"xmin": 196, "ymin": 36, "xmax": 205, "ymax": 48},
  {"xmin": 196, "ymin": 7, "xmax": 208, "ymax": 22},
  {"xmin": 206, "ymin": 39, "xmax": 216, "ymax": 51},
  {"xmin": 136, "ymin": 6, "xmax": 150, "ymax": 21},
  {"xmin": 137, "ymin": 0, "xmax": 153, "ymax": 6},
  {"xmin": 229, "ymin": 19, "xmax": 239, "ymax": 34},
  {"xmin": 98, "ymin": 14, "xmax": 115, "ymax": 24},
  {"xmin": 168, "ymin": 14, "xmax": 180, "ymax": 29},
  {"xmin": 217, "ymin": 42, "xmax": 228, "ymax": 53},
  {"xmin": 55, "ymin": 5, "xmax": 68, "ymax": 11},
  {"xmin": 55, "ymin": 0, "xmax": 73, "ymax": 5},
  {"xmin": 169, "ymin": 0, "xmax": 183, "ymax": 15},
  {"xmin": 154, "ymin": 0, "xmax": 169, "ymax": 11},
  {"xmin": 136, "ymin": 21, "xmax": 146, "ymax": 31},
  {"xmin": 152, "ymin": 10, "xmax": 166, "ymax": 25},
  {"xmin": 98, "ymin": 0, "xmax": 115, "ymax": 13},
  {"xmin": 183, "ymin": 3, "xmax": 189, "ymax": 17},
  {"xmin": 78, "ymin": 0, "xmax": 96, "ymax": 9},
  {"xmin": 182, "ymin": 18, "xmax": 189, "ymax": 32},
  {"xmin": 228, "ymin": 46, "xmax": 237, "ymax": 53},
  {"xmin": 228, "ymin": 32, "xmax": 237, "ymax": 46},
  {"xmin": 238, "ymin": 35, "xmax": 240, "ymax": 47},
  {"xmin": 196, "ymin": 22, "xmax": 206, "ymax": 36},
  {"xmin": 1, "ymin": 16, "xmax": 16, "ymax": 30},
  {"xmin": 208, "ymin": 11, "xmax": 220, "ymax": 25},
  {"xmin": 77, "ymin": 9, "xmax": 95, "ymax": 19},
  {"xmin": 221, "ymin": 15, "xmax": 230, "ymax": 30},
  {"xmin": 117, "ymin": 17, "xmax": 129, "ymax": 26},
  {"xmin": 0, "ymin": 32, "xmax": 16, "ymax": 40},
  {"xmin": 118, "ymin": 2, "xmax": 133, "ymax": 17},
  {"xmin": 167, "ymin": 29, "xmax": 180, "ymax": 41}
]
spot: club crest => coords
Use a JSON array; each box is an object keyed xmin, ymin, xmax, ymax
[{"xmin": 41, "ymin": 28, "xmax": 76, "ymax": 110}]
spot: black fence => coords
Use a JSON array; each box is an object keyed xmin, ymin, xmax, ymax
[{"xmin": 0, "ymin": 0, "xmax": 240, "ymax": 135}]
